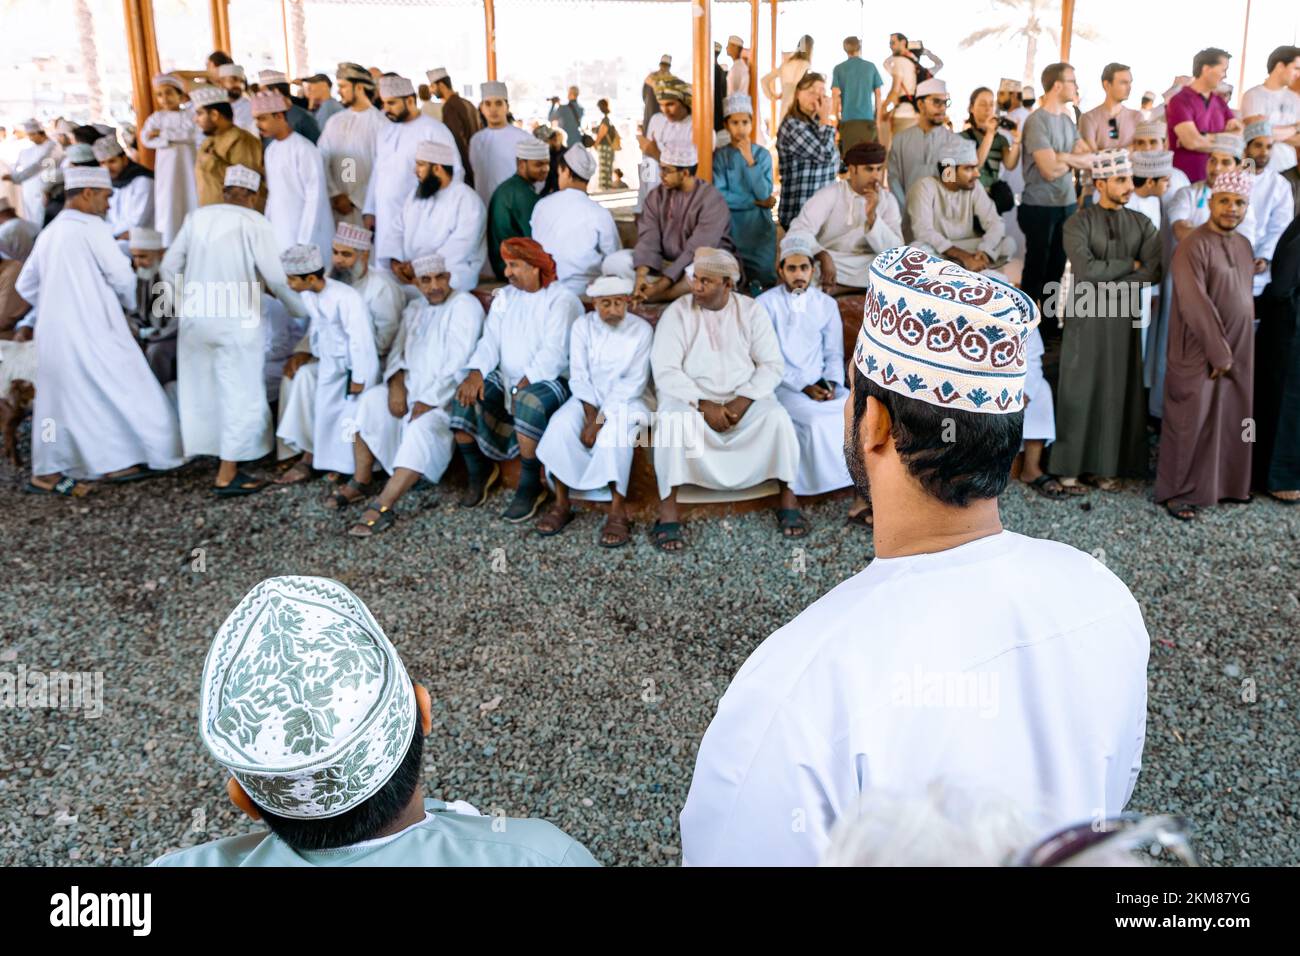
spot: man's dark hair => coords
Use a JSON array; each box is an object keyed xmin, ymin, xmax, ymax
[
  {"xmin": 64, "ymin": 187, "xmax": 91, "ymax": 199},
  {"xmin": 204, "ymin": 102, "xmax": 234, "ymax": 122},
  {"xmin": 557, "ymin": 156, "xmax": 588, "ymax": 183},
  {"xmin": 1192, "ymin": 47, "xmax": 1230, "ymax": 77},
  {"xmin": 1041, "ymin": 62, "xmax": 1073, "ymax": 95},
  {"xmin": 209, "ymin": 50, "xmax": 233, "ymax": 67},
  {"xmin": 891, "ymin": 32, "xmax": 908, "ymax": 43},
  {"xmin": 1101, "ymin": 62, "xmax": 1130, "ymax": 85},
  {"xmin": 434, "ymin": 75, "xmax": 454, "ymax": 91},
  {"xmin": 269, "ymin": 82, "xmax": 292, "ymax": 97},
  {"xmin": 259, "ymin": 722, "xmax": 423, "ymax": 852},
  {"xmin": 848, "ymin": 366, "xmax": 1022, "ymax": 507},
  {"xmin": 664, "ymin": 163, "xmax": 698, "ymax": 177},
  {"xmin": 1266, "ymin": 45, "xmax": 1300, "ymax": 74}
]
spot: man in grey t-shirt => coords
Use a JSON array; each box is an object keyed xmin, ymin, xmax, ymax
[{"xmin": 1018, "ymin": 63, "xmax": 1097, "ymax": 334}]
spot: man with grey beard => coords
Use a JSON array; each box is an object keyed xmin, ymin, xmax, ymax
[
  {"xmin": 127, "ymin": 227, "xmax": 176, "ymax": 385},
  {"xmin": 276, "ymin": 221, "xmax": 404, "ymax": 484}
]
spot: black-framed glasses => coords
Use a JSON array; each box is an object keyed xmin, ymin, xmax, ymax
[{"xmin": 1012, "ymin": 813, "xmax": 1199, "ymax": 867}]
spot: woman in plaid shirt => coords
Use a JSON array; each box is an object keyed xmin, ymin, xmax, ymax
[{"xmin": 776, "ymin": 72, "xmax": 840, "ymax": 229}]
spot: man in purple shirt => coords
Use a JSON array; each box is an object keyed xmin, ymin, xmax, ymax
[{"xmin": 1167, "ymin": 47, "xmax": 1244, "ymax": 183}]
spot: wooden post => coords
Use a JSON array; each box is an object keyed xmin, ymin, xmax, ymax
[
  {"xmin": 770, "ymin": 0, "xmax": 779, "ymax": 136},
  {"xmin": 484, "ymin": 0, "xmax": 498, "ymax": 82},
  {"xmin": 1238, "ymin": 0, "xmax": 1252, "ymax": 110},
  {"xmin": 209, "ymin": 0, "xmax": 231, "ymax": 53},
  {"xmin": 123, "ymin": 0, "xmax": 160, "ymax": 167},
  {"xmin": 280, "ymin": 0, "xmax": 292, "ymax": 75},
  {"xmin": 1060, "ymin": 0, "xmax": 1075, "ymax": 61},
  {"xmin": 749, "ymin": 0, "xmax": 760, "ymax": 142},
  {"xmin": 692, "ymin": 0, "xmax": 713, "ymax": 179}
]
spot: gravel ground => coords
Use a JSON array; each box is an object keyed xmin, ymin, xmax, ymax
[{"xmin": 0, "ymin": 455, "xmax": 1296, "ymax": 867}]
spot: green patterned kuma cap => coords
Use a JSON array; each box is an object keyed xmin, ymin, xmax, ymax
[{"xmin": 199, "ymin": 576, "xmax": 416, "ymax": 820}]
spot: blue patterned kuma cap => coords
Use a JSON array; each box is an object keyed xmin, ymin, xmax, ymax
[
  {"xmin": 854, "ymin": 246, "xmax": 1040, "ymax": 414},
  {"xmin": 199, "ymin": 576, "xmax": 417, "ymax": 820}
]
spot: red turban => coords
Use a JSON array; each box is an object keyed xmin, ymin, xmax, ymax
[{"xmin": 500, "ymin": 237, "xmax": 558, "ymax": 287}]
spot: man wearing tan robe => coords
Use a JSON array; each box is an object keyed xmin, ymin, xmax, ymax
[
  {"xmin": 192, "ymin": 85, "xmax": 265, "ymax": 209},
  {"xmin": 1155, "ymin": 169, "xmax": 1256, "ymax": 519}
]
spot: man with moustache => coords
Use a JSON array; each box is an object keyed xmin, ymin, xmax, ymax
[{"xmin": 318, "ymin": 63, "xmax": 386, "ymax": 226}]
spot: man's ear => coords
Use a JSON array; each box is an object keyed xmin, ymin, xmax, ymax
[
  {"xmin": 227, "ymin": 777, "xmax": 262, "ymax": 821},
  {"xmin": 863, "ymin": 393, "xmax": 894, "ymax": 456},
  {"xmin": 415, "ymin": 683, "xmax": 432, "ymax": 736}
]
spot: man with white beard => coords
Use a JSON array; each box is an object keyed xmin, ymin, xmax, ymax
[
  {"xmin": 757, "ymin": 233, "xmax": 869, "ymax": 525},
  {"xmin": 470, "ymin": 82, "xmax": 536, "ymax": 208},
  {"xmin": 253, "ymin": 91, "xmax": 334, "ymax": 263},
  {"xmin": 529, "ymin": 145, "xmax": 621, "ymax": 296},
  {"xmin": 276, "ymin": 222, "xmax": 405, "ymax": 484},
  {"xmin": 93, "ymin": 134, "xmax": 154, "ymax": 244},
  {"xmin": 161, "ymin": 165, "xmax": 304, "ymax": 495},
  {"xmin": 363, "ymin": 75, "xmax": 464, "ymax": 271},
  {"xmin": 275, "ymin": 244, "xmax": 380, "ymax": 485},
  {"xmin": 390, "ymin": 141, "xmax": 486, "ymax": 293},
  {"xmin": 16, "ymin": 166, "xmax": 182, "ymax": 495},
  {"xmin": 126, "ymin": 227, "xmax": 176, "ymax": 385},
  {"xmin": 2, "ymin": 119, "xmax": 58, "ymax": 226},
  {"xmin": 318, "ymin": 63, "xmax": 386, "ymax": 226},
  {"xmin": 334, "ymin": 253, "xmax": 486, "ymax": 536}
]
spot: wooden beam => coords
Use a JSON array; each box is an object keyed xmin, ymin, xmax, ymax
[
  {"xmin": 484, "ymin": 0, "xmax": 498, "ymax": 82},
  {"xmin": 1238, "ymin": 0, "xmax": 1252, "ymax": 110},
  {"xmin": 280, "ymin": 0, "xmax": 292, "ymax": 75},
  {"xmin": 210, "ymin": 0, "xmax": 231, "ymax": 53},
  {"xmin": 692, "ymin": 0, "xmax": 713, "ymax": 179},
  {"xmin": 770, "ymin": 0, "xmax": 779, "ymax": 137},
  {"xmin": 1060, "ymin": 0, "xmax": 1075, "ymax": 61},
  {"xmin": 123, "ymin": 0, "xmax": 160, "ymax": 168},
  {"xmin": 749, "ymin": 0, "xmax": 760, "ymax": 142}
]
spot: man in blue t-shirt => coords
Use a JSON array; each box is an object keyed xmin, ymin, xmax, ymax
[{"xmin": 832, "ymin": 36, "xmax": 885, "ymax": 156}]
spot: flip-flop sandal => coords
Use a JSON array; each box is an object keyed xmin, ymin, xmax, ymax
[
  {"xmin": 844, "ymin": 507, "xmax": 874, "ymax": 528},
  {"xmin": 599, "ymin": 514, "xmax": 632, "ymax": 548},
  {"xmin": 1268, "ymin": 491, "xmax": 1300, "ymax": 506},
  {"xmin": 212, "ymin": 471, "xmax": 268, "ymax": 497},
  {"xmin": 105, "ymin": 468, "xmax": 158, "ymax": 484},
  {"xmin": 652, "ymin": 521, "xmax": 685, "ymax": 552},
  {"xmin": 777, "ymin": 508, "xmax": 810, "ymax": 537},
  {"xmin": 1025, "ymin": 474, "xmax": 1069, "ymax": 500},
  {"xmin": 1055, "ymin": 480, "xmax": 1089, "ymax": 496},
  {"xmin": 324, "ymin": 478, "xmax": 369, "ymax": 510},
  {"xmin": 25, "ymin": 476, "xmax": 89, "ymax": 497},
  {"xmin": 535, "ymin": 507, "xmax": 574, "ymax": 536},
  {"xmin": 1164, "ymin": 501, "xmax": 1198, "ymax": 521},
  {"xmin": 275, "ymin": 460, "xmax": 315, "ymax": 484},
  {"xmin": 348, "ymin": 500, "xmax": 397, "ymax": 537}
]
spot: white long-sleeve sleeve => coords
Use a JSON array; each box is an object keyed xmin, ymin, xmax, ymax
[
  {"xmin": 524, "ymin": 288, "xmax": 581, "ymax": 384},
  {"xmin": 567, "ymin": 317, "xmax": 597, "ymax": 407},
  {"xmin": 341, "ymin": 290, "xmax": 380, "ymax": 388},
  {"xmin": 598, "ymin": 321, "xmax": 653, "ymax": 416}
]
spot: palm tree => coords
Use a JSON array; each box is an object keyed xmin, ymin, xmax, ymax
[
  {"xmin": 75, "ymin": 0, "xmax": 104, "ymax": 119},
  {"xmin": 960, "ymin": 0, "xmax": 1097, "ymax": 89}
]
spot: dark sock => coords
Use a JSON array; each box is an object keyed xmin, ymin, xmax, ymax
[
  {"xmin": 458, "ymin": 442, "xmax": 486, "ymax": 484},
  {"xmin": 517, "ymin": 456, "xmax": 542, "ymax": 497}
]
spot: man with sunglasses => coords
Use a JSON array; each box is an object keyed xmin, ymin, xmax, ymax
[
  {"xmin": 1079, "ymin": 63, "xmax": 1141, "ymax": 152},
  {"xmin": 886, "ymin": 77, "xmax": 961, "ymax": 238}
]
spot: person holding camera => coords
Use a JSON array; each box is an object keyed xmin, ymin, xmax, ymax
[
  {"xmin": 961, "ymin": 86, "xmax": 1021, "ymax": 213},
  {"xmin": 881, "ymin": 33, "xmax": 943, "ymax": 147}
]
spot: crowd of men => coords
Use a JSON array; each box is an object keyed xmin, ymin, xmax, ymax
[{"xmin": 0, "ymin": 30, "xmax": 1295, "ymax": 866}]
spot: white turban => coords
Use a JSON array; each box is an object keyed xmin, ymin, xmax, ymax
[
  {"xmin": 128, "ymin": 227, "xmax": 164, "ymax": 251},
  {"xmin": 378, "ymin": 75, "xmax": 415, "ymax": 99},
  {"xmin": 281, "ymin": 244, "xmax": 324, "ymax": 275},
  {"xmin": 224, "ymin": 164, "xmax": 261, "ymax": 192},
  {"xmin": 563, "ymin": 144, "xmax": 597, "ymax": 181},
  {"xmin": 217, "ymin": 63, "xmax": 245, "ymax": 79},
  {"xmin": 586, "ymin": 275, "xmax": 634, "ymax": 298},
  {"xmin": 412, "ymin": 253, "xmax": 447, "ymax": 277},
  {"xmin": 415, "ymin": 140, "xmax": 457, "ymax": 166},
  {"xmin": 426, "ymin": 67, "xmax": 449, "ymax": 84},
  {"xmin": 779, "ymin": 231, "xmax": 820, "ymax": 262},
  {"xmin": 64, "ymin": 166, "xmax": 112, "ymax": 191}
]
